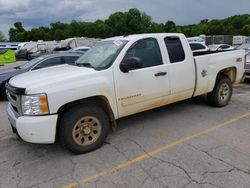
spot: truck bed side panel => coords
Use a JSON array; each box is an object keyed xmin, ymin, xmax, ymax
[{"xmin": 193, "ymin": 50, "xmax": 245, "ymax": 97}]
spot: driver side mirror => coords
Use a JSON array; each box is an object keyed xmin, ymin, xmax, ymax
[{"xmin": 120, "ymin": 57, "xmax": 142, "ymax": 73}]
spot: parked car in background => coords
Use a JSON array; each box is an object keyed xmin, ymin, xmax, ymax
[
  {"xmin": 237, "ymin": 43, "xmax": 250, "ymax": 51},
  {"xmin": 66, "ymin": 46, "xmax": 90, "ymax": 54},
  {"xmin": 0, "ymin": 53, "xmax": 81, "ymax": 99},
  {"xmin": 245, "ymin": 51, "xmax": 250, "ymax": 79},
  {"xmin": 15, "ymin": 41, "xmax": 58, "ymax": 60},
  {"xmin": 74, "ymin": 46, "xmax": 90, "ymax": 52},
  {"xmin": 54, "ymin": 37, "xmax": 99, "ymax": 51},
  {"xmin": 208, "ymin": 44, "xmax": 235, "ymax": 51},
  {"xmin": 189, "ymin": 42, "xmax": 210, "ymax": 52},
  {"xmin": 237, "ymin": 44, "xmax": 250, "ymax": 79},
  {"xmin": 245, "ymin": 56, "xmax": 250, "ymax": 79}
]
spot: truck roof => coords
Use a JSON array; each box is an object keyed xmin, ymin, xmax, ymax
[{"xmin": 104, "ymin": 33, "xmax": 184, "ymax": 42}]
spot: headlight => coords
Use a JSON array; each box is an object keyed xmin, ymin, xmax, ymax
[{"xmin": 21, "ymin": 94, "xmax": 49, "ymax": 115}]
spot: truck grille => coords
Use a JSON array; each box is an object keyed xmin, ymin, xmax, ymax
[
  {"xmin": 6, "ymin": 90, "xmax": 21, "ymax": 114},
  {"xmin": 5, "ymin": 83, "xmax": 25, "ymax": 115}
]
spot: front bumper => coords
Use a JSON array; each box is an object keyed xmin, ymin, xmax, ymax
[{"xmin": 7, "ymin": 103, "xmax": 58, "ymax": 144}]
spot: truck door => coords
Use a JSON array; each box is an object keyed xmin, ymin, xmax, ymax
[
  {"xmin": 114, "ymin": 37, "xmax": 171, "ymax": 118},
  {"xmin": 163, "ymin": 36, "xmax": 195, "ymax": 96}
]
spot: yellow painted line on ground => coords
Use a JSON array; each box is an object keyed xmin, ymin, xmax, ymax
[{"xmin": 63, "ymin": 112, "xmax": 250, "ymax": 188}]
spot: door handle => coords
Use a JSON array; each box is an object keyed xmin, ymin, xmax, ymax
[{"xmin": 154, "ymin": 71, "xmax": 167, "ymax": 77}]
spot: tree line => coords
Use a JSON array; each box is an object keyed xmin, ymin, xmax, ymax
[{"xmin": 6, "ymin": 8, "xmax": 250, "ymax": 42}]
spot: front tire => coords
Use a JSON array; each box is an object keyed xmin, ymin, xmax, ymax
[
  {"xmin": 59, "ymin": 104, "xmax": 110, "ymax": 154},
  {"xmin": 207, "ymin": 76, "xmax": 232, "ymax": 107}
]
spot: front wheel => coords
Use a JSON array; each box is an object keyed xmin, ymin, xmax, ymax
[
  {"xmin": 59, "ymin": 104, "xmax": 110, "ymax": 154},
  {"xmin": 207, "ymin": 76, "xmax": 233, "ymax": 107}
]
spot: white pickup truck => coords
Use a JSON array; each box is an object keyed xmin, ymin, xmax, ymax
[{"xmin": 6, "ymin": 33, "xmax": 245, "ymax": 153}]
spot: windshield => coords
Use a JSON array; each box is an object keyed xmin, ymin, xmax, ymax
[
  {"xmin": 75, "ymin": 40, "xmax": 128, "ymax": 70},
  {"xmin": 19, "ymin": 56, "xmax": 45, "ymax": 69}
]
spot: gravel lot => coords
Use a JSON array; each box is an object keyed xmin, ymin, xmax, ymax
[{"xmin": 0, "ymin": 66, "xmax": 250, "ymax": 188}]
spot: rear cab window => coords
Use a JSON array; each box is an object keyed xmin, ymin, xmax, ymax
[
  {"xmin": 164, "ymin": 36, "xmax": 185, "ymax": 63},
  {"xmin": 221, "ymin": 45, "xmax": 229, "ymax": 49}
]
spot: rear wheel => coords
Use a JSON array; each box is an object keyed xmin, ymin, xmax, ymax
[
  {"xmin": 59, "ymin": 104, "xmax": 110, "ymax": 154},
  {"xmin": 207, "ymin": 76, "xmax": 232, "ymax": 107}
]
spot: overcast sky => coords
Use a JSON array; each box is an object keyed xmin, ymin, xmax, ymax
[{"xmin": 0, "ymin": 0, "xmax": 249, "ymax": 37}]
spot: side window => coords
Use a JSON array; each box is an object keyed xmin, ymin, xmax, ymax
[
  {"xmin": 33, "ymin": 57, "xmax": 62, "ymax": 70},
  {"xmin": 164, "ymin": 37, "xmax": 185, "ymax": 63},
  {"xmin": 190, "ymin": 44, "xmax": 205, "ymax": 51},
  {"xmin": 221, "ymin": 45, "xmax": 229, "ymax": 49},
  {"xmin": 196, "ymin": 44, "xmax": 205, "ymax": 50},
  {"xmin": 190, "ymin": 44, "xmax": 197, "ymax": 51},
  {"xmin": 124, "ymin": 38, "xmax": 163, "ymax": 69},
  {"xmin": 64, "ymin": 56, "xmax": 79, "ymax": 64}
]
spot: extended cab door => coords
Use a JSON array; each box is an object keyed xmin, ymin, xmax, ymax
[
  {"xmin": 114, "ymin": 37, "xmax": 171, "ymax": 118},
  {"xmin": 162, "ymin": 35, "xmax": 195, "ymax": 96}
]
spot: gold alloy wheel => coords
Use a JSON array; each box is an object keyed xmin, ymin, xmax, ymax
[
  {"xmin": 219, "ymin": 83, "xmax": 230, "ymax": 102},
  {"xmin": 72, "ymin": 116, "xmax": 102, "ymax": 146}
]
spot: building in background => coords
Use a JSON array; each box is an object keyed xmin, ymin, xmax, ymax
[
  {"xmin": 0, "ymin": 42, "xmax": 20, "ymax": 50},
  {"xmin": 205, "ymin": 35, "xmax": 233, "ymax": 46},
  {"xmin": 232, "ymin": 36, "xmax": 248, "ymax": 46}
]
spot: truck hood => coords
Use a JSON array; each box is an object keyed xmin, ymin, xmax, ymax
[{"xmin": 9, "ymin": 64, "xmax": 96, "ymax": 93}]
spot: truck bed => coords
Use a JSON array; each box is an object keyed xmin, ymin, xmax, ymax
[
  {"xmin": 193, "ymin": 50, "xmax": 245, "ymax": 97},
  {"xmin": 193, "ymin": 49, "xmax": 235, "ymax": 56}
]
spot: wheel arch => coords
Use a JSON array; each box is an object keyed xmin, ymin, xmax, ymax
[
  {"xmin": 56, "ymin": 95, "xmax": 117, "ymax": 136},
  {"xmin": 209, "ymin": 67, "xmax": 236, "ymax": 92},
  {"xmin": 216, "ymin": 67, "xmax": 237, "ymax": 82}
]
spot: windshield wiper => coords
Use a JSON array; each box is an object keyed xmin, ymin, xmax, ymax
[{"xmin": 14, "ymin": 66, "xmax": 21, "ymax": 69}]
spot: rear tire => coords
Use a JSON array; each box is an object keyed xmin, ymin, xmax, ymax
[
  {"xmin": 59, "ymin": 104, "xmax": 110, "ymax": 154},
  {"xmin": 207, "ymin": 76, "xmax": 232, "ymax": 107}
]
